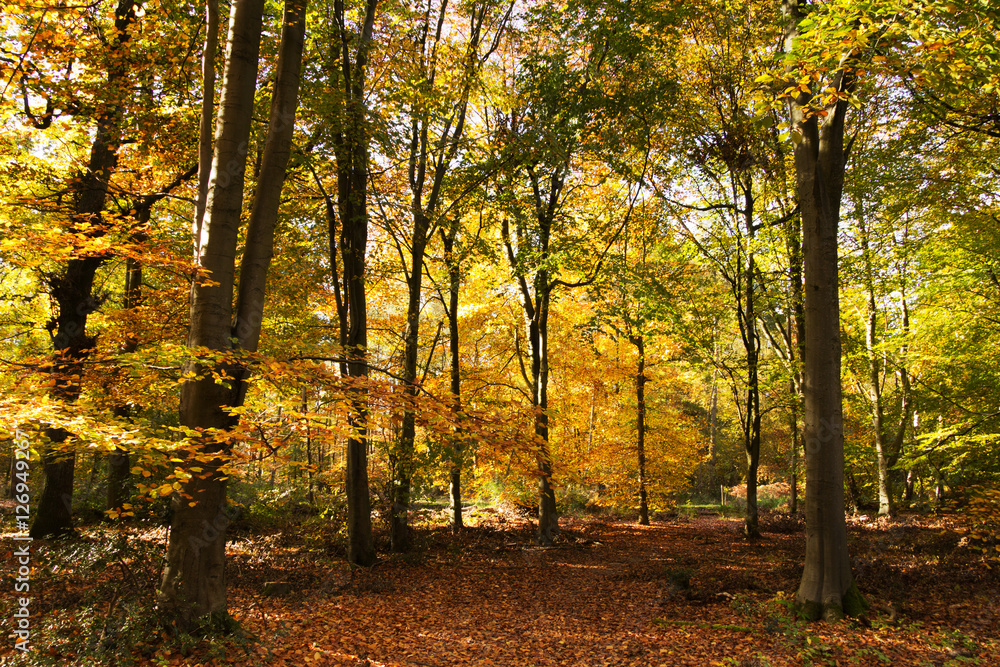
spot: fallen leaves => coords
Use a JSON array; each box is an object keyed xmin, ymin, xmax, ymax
[{"xmin": 2, "ymin": 511, "xmax": 998, "ymax": 666}]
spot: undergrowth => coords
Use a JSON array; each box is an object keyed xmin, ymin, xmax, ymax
[{"xmin": 18, "ymin": 529, "xmax": 264, "ymax": 666}]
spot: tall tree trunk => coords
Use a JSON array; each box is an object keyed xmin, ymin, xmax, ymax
[
  {"xmin": 159, "ymin": 0, "xmax": 265, "ymax": 624},
  {"xmin": 234, "ymin": 0, "xmax": 308, "ymax": 356},
  {"xmin": 159, "ymin": 0, "xmax": 306, "ymax": 623},
  {"xmin": 392, "ymin": 207, "xmax": 430, "ymax": 551},
  {"xmin": 784, "ymin": 0, "xmax": 865, "ymax": 621},
  {"xmin": 193, "ymin": 0, "xmax": 220, "ymax": 260},
  {"xmin": 741, "ymin": 184, "xmax": 761, "ymax": 539},
  {"xmin": 326, "ymin": 0, "xmax": 380, "ymax": 567},
  {"xmin": 442, "ymin": 221, "xmax": 464, "ymax": 533},
  {"xmin": 534, "ymin": 285, "xmax": 559, "ymax": 544},
  {"xmin": 631, "ymin": 335, "xmax": 649, "ymax": 525},
  {"xmin": 107, "ymin": 255, "xmax": 142, "ymax": 514},
  {"xmin": 304, "ymin": 388, "xmax": 315, "ymax": 506},
  {"xmin": 31, "ymin": 0, "xmax": 139, "ymax": 539},
  {"xmin": 709, "ymin": 347, "xmax": 718, "ymax": 474},
  {"xmin": 787, "ymin": 202, "xmax": 805, "ymax": 515},
  {"xmin": 788, "ymin": 377, "xmax": 799, "ymax": 514}
]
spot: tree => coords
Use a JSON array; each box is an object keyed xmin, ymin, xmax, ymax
[
  {"xmin": 158, "ymin": 0, "xmax": 307, "ymax": 623},
  {"xmin": 589, "ymin": 211, "xmax": 694, "ymax": 525},
  {"xmin": 387, "ymin": 0, "xmax": 510, "ymax": 551},
  {"xmin": 781, "ymin": 0, "xmax": 865, "ymax": 620},
  {"xmin": 23, "ymin": 0, "xmax": 143, "ymax": 539},
  {"xmin": 323, "ymin": 0, "xmax": 381, "ymax": 567},
  {"xmin": 651, "ymin": 0, "xmax": 793, "ymax": 537}
]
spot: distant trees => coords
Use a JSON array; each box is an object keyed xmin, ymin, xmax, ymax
[{"xmin": 3, "ymin": 0, "xmax": 1000, "ymax": 632}]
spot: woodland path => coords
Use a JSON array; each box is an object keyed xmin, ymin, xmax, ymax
[{"xmin": 210, "ymin": 512, "xmax": 1000, "ymax": 667}]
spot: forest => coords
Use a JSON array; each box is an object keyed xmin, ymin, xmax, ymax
[{"xmin": 1, "ymin": 0, "xmax": 999, "ymax": 664}]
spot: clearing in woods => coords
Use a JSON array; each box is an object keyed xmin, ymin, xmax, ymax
[{"xmin": 4, "ymin": 509, "xmax": 998, "ymax": 666}]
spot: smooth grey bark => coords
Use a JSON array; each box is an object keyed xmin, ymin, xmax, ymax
[
  {"xmin": 234, "ymin": 0, "xmax": 307, "ymax": 357},
  {"xmin": 784, "ymin": 0, "xmax": 865, "ymax": 621},
  {"xmin": 159, "ymin": 0, "xmax": 305, "ymax": 624},
  {"xmin": 194, "ymin": 0, "xmax": 220, "ymax": 259},
  {"xmin": 159, "ymin": 0, "xmax": 265, "ymax": 624}
]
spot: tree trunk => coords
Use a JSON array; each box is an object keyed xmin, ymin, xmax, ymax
[
  {"xmin": 784, "ymin": 0, "xmax": 865, "ymax": 621},
  {"xmin": 233, "ymin": 0, "xmax": 308, "ymax": 356},
  {"xmin": 534, "ymin": 284, "xmax": 559, "ymax": 545},
  {"xmin": 856, "ymin": 213, "xmax": 893, "ymax": 516},
  {"xmin": 391, "ymin": 207, "xmax": 430, "ymax": 552},
  {"xmin": 327, "ymin": 0, "xmax": 380, "ymax": 567},
  {"xmin": 193, "ymin": 0, "xmax": 220, "ymax": 259},
  {"xmin": 632, "ymin": 335, "xmax": 649, "ymax": 525},
  {"xmin": 32, "ymin": 441, "xmax": 75, "ymax": 539},
  {"xmin": 903, "ymin": 469, "xmax": 915, "ymax": 506},
  {"xmin": 389, "ymin": 217, "xmax": 430, "ymax": 553},
  {"xmin": 709, "ymin": 349, "xmax": 718, "ymax": 480},
  {"xmin": 789, "ymin": 378, "xmax": 799, "ymax": 514},
  {"xmin": 504, "ymin": 169, "xmax": 566, "ymax": 547},
  {"xmin": 31, "ymin": 0, "xmax": 140, "ymax": 539},
  {"xmin": 159, "ymin": 0, "xmax": 308, "ymax": 624},
  {"xmin": 787, "ymin": 204, "xmax": 805, "ymax": 515},
  {"xmin": 107, "ymin": 253, "xmax": 144, "ymax": 514},
  {"xmin": 442, "ymin": 222, "xmax": 464, "ymax": 533},
  {"xmin": 741, "ymin": 187, "xmax": 761, "ymax": 539}
]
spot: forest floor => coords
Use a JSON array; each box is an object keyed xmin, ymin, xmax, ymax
[{"xmin": 2, "ymin": 507, "xmax": 999, "ymax": 666}]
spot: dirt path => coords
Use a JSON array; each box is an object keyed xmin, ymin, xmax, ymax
[{"xmin": 215, "ymin": 514, "xmax": 1000, "ymax": 667}]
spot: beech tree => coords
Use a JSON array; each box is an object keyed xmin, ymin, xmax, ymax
[
  {"xmin": 387, "ymin": 0, "xmax": 510, "ymax": 552},
  {"xmin": 588, "ymin": 212, "xmax": 693, "ymax": 525},
  {"xmin": 781, "ymin": 0, "xmax": 865, "ymax": 620},
  {"xmin": 158, "ymin": 0, "xmax": 307, "ymax": 623},
  {"xmin": 648, "ymin": 0, "xmax": 796, "ymax": 538},
  {"xmin": 12, "ymin": 0, "xmax": 167, "ymax": 539},
  {"xmin": 495, "ymin": 37, "xmax": 607, "ymax": 542},
  {"xmin": 323, "ymin": 0, "xmax": 380, "ymax": 567}
]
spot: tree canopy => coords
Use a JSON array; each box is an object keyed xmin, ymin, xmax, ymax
[{"xmin": 2, "ymin": 0, "xmax": 1000, "ymax": 653}]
